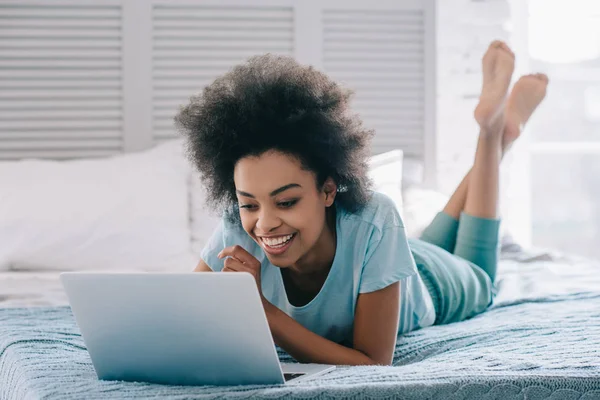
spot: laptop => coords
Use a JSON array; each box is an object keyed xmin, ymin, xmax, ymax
[{"xmin": 60, "ymin": 272, "xmax": 335, "ymax": 386}]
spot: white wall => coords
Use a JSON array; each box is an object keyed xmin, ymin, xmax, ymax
[
  {"xmin": 435, "ymin": 0, "xmax": 531, "ymax": 243},
  {"xmin": 436, "ymin": 0, "xmax": 512, "ymax": 195}
]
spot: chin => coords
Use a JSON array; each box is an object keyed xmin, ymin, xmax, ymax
[{"xmin": 265, "ymin": 254, "xmax": 293, "ymax": 268}]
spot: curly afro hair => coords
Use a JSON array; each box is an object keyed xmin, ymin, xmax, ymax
[{"xmin": 175, "ymin": 54, "xmax": 373, "ymax": 221}]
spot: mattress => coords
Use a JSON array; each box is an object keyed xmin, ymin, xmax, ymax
[
  {"xmin": 0, "ymin": 271, "xmax": 67, "ymax": 308},
  {"xmin": 1, "ymin": 247, "xmax": 600, "ymax": 399}
]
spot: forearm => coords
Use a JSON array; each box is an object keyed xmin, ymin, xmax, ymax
[{"xmin": 263, "ymin": 301, "xmax": 379, "ymax": 366}]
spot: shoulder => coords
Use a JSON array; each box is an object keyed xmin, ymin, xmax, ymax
[
  {"xmin": 340, "ymin": 191, "xmax": 404, "ymax": 232},
  {"xmin": 343, "ymin": 192, "xmax": 417, "ymax": 293},
  {"xmin": 221, "ymin": 216, "xmax": 247, "ymax": 237}
]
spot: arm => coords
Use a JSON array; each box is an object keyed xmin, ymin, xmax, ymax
[
  {"xmin": 195, "ymin": 251, "xmax": 384, "ymax": 364},
  {"xmin": 213, "ymin": 244, "xmax": 403, "ymax": 366},
  {"xmin": 194, "ymin": 259, "xmax": 213, "ymax": 272},
  {"xmin": 265, "ymin": 282, "xmax": 400, "ymax": 366}
]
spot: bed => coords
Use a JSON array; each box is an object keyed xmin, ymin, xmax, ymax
[
  {"xmin": 8, "ymin": 2, "xmax": 593, "ymax": 397},
  {"xmin": 2, "ymin": 243, "xmax": 600, "ymax": 400}
]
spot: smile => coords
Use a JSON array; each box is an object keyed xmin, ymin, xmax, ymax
[{"xmin": 259, "ymin": 233, "xmax": 296, "ymax": 255}]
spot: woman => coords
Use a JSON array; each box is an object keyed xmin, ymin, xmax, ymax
[{"xmin": 176, "ymin": 40, "xmax": 548, "ymax": 366}]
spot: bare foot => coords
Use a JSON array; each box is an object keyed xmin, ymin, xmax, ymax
[
  {"xmin": 502, "ymin": 73, "xmax": 549, "ymax": 152},
  {"xmin": 473, "ymin": 41, "xmax": 515, "ymax": 135}
]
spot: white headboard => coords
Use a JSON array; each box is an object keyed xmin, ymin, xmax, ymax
[{"xmin": 0, "ymin": 0, "xmax": 436, "ymax": 185}]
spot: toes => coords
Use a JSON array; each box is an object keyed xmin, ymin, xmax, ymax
[
  {"xmin": 490, "ymin": 40, "xmax": 504, "ymax": 48},
  {"xmin": 519, "ymin": 73, "xmax": 549, "ymax": 85},
  {"xmin": 489, "ymin": 40, "xmax": 515, "ymax": 58},
  {"xmin": 485, "ymin": 40, "xmax": 504, "ymax": 57},
  {"xmin": 499, "ymin": 43, "xmax": 515, "ymax": 58},
  {"xmin": 518, "ymin": 73, "xmax": 548, "ymax": 83},
  {"xmin": 518, "ymin": 74, "xmax": 535, "ymax": 82}
]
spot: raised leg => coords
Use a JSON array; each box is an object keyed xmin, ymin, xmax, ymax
[
  {"xmin": 443, "ymin": 70, "xmax": 549, "ymax": 220},
  {"xmin": 422, "ymin": 40, "xmax": 512, "ymax": 253}
]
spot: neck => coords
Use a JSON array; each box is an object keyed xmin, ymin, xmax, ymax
[{"xmin": 288, "ymin": 206, "xmax": 336, "ymax": 279}]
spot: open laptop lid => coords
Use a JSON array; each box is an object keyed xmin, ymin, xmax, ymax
[{"xmin": 61, "ymin": 272, "xmax": 285, "ymax": 385}]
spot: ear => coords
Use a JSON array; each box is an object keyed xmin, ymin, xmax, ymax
[{"xmin": 322, "ymin": 178, "xmax": 337, "ymax": 207}]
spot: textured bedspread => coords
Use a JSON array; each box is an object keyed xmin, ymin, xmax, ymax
[{"xmin": 1, "ymin": 249, "xmax": 600, "ymax": 399}]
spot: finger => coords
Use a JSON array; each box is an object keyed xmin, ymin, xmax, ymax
[
  {"xmin": 223, "ymin": 266, "xmax": 257, "ymax": 280},
  {"xmin": 218, "ymin": 245, "xmax": 249, "ymax": 261},
  {"xmin": 223, "ymin": 257, "xmax": 255, "ymax": 273},
  {"xmin": 222, "ymin": 265, "xmax": 248, "ymax": 273},
  {"xmin": 223, "ymin": 257, "xmax": 243, "ymax": 271},
  {"xmin": 218, "ymin": 245, "xmax": 259, "ymax": 265}
]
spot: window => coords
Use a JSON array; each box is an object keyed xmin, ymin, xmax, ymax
[{"xmin": 526, "ymin": 0, "xmax": 600, "ymax": 258}]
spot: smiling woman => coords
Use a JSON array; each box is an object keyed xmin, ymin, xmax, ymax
[
  {"xmin": 233, "ymin": 151, "xmax": 337, "ymax": 268},
  {"xmin": 176, "ymin": 47, "xmax": 528, "ymax": 366},
  {"xmin": 177, "ymin": 54, "xmax": 421, "ymax": 366}
]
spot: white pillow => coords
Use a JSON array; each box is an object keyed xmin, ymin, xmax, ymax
[
  {"xmin": 0, "ymin": 140, "xmax": 196, "ymax": 272},
  {"xmin": 189, "ymin": 174, "xmax": 221, "ymax": 257},
  {"xmin": 402, "ymin": 156, "xmax": 424, "ymax": 189},
  {"xmin": 402, "ymin": 186, "xmax": 450, "ymax": 238},
  {"xmin": 368, "ymin": 149, "xmax": 404, "ymax": 213}
]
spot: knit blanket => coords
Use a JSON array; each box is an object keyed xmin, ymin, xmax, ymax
[{"xmin": 2, "ymin": 249, "xmax": 600, "ymax": 399}]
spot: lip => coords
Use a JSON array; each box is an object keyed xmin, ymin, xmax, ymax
[
  {"xmin": 257, "ymin": 233, "xmax": 295, "ymax": 238},
  {"xmin": 259, "ymin": 233, "xmax": 296, "ymax": 256}
]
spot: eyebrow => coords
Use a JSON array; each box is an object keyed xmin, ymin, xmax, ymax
[{"xmin": 236, "ymin": 183, "xmax": 301, "ymax": 199}]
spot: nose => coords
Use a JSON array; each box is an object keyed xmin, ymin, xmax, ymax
[{"xmin": 255, "ymin": 208, "xmax": 281, "ymax": 233}]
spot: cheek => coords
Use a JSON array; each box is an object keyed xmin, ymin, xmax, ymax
[
  {"xmin": 293, "ymin": 200, "xmax": 327, "ymax": 239},
  {"xmin": 239, "ymin": 212, "xmax": 256, "ymax": 235}
]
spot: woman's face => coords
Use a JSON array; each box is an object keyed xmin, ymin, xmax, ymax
[{"xmin": 233, "ymin": 150, "xmax": 336, "ymax": 268}]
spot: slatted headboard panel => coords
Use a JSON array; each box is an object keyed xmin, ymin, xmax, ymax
[
  {"xmin": 151, "ymin": 5, "xmax": 294, "ymax": 142},
  {"xmin": 323, "ymin": 8, "xmax": 426, "ymax": 157},
  {"xmin": 0, "ymin": 0, "xmax": 436, "ymax": 184},
  {"xmin": 0, "ymin": 1, "xmax": 123, "ymax": 159}
]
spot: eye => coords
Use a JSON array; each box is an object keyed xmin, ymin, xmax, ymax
[
  {"xmin": 278, "ymin": 199, "xmax": 298, "ymax": 208},
  {"xmin": 239, "ymin": 204, "xmax": 257, "ymax": 210}
]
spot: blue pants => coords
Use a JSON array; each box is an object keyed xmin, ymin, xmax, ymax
[{"xmin": 413, "ymin": 212, "xmax": 501, "ymax": 325}]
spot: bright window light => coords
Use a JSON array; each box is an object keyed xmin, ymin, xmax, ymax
[
  {"xmin": 528, "ymin": 0, "xmax": 600, "ymax": 63},
  {"xmin": 584, "ymin": 86, "xmax": 600, "ymax": 121}
]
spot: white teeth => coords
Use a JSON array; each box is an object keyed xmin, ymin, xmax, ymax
[{"xmin": 261, "ymin": 234, "xmax": 293, "ymax": 248}]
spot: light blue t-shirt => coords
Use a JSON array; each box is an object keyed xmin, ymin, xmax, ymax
[{"xmin": 201, "ymin": 191, "xmax": 436, "ymax": 346}]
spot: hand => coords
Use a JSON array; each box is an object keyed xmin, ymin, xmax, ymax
[{"xmin": 218, "ymin": 245, "xmax": 263, "ymax": 299}]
